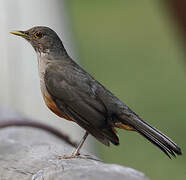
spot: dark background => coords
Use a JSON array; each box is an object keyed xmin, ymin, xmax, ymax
[{"xmin": 67, "ymin": 1, "xmax": 186, "ymax": 180}]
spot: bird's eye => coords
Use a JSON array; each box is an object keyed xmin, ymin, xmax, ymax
[{"xmin": 34, "ymin": 31, "xmax": 43, "ymax": 39}]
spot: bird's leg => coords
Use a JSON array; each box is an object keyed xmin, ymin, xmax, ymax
[
  {"xmin": 72, "ymin": 131, "xmax": 89, "ymax": 156},
  {"xmin": 63, "ymin": 131, "xmax": 89, "ymax": 159}
]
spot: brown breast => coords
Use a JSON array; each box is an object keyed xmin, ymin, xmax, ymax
[
  {"xmin": 37, "ymin": 56, "xmax": 73, "ymax": 121},
  {"xmin": 43, "ymin": 92, "xmax": 74, "ymax": 122}
]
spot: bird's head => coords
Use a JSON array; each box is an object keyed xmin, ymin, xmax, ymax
[{"xmin": 11, "ymin": 26, "xmax": 65, "ymax": 56}]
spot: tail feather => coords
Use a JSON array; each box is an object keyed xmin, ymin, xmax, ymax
[
  {"xmin": 136, "ymin": 126, "xmax": 176, "ymax": 158},
  {"xmin": 118, "ymin": 113, "xmax": 182, "ymax": 158}
]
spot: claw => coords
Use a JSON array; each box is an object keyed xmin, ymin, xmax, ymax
[{"xmin": 62, "ymin": 154, "xmax": 91, "ymax": 159}]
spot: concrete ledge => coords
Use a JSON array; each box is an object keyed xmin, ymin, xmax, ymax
[{"xmin": 0, "ymin": 106, "xmax": 150, "ymax": 180}]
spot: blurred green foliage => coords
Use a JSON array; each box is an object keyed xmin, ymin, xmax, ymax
[{"xmin": 67, "ymin": 0, "xmax": 186, "ymax": 179}]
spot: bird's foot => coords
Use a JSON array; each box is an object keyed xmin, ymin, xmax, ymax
[
  {"xmin": 62, "ymin": 154, "xmax": 77, "ymax": 159},
  {"xmin": 61, "ymin": 153, "xmax": 91, "ymax": 159}
]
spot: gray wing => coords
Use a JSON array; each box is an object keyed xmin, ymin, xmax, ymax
[{"xmin": 44, "ymin": 62, "xmax": 119, "ymax": 146}]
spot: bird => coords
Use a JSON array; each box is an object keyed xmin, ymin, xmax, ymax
[{"xmin": 11, "ymin": 26, "xmax": 182, "ymax": 158}]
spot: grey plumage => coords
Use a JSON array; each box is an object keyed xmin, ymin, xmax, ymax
[{"xmin": 11, "ymin": 26, "xmax": 182, "ymax": 158}]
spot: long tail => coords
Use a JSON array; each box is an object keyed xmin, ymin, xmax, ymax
[{"xmin": 117, "ymin": 112, "xmax": 182, "ymax": 158}]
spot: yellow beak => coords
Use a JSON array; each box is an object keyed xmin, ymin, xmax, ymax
[{"xmin": 10, "ymin": 31, "xmax": 26, "ymax": 37}]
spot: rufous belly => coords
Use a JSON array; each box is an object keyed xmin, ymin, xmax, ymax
[{"xmin": 43, "ymin": 91, "xmax": 74, "ymax": 122}]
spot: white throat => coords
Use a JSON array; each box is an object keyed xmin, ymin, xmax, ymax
[{"xmin": 37, "ymin": 51, "xmax": 51, "ymax": 91}]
